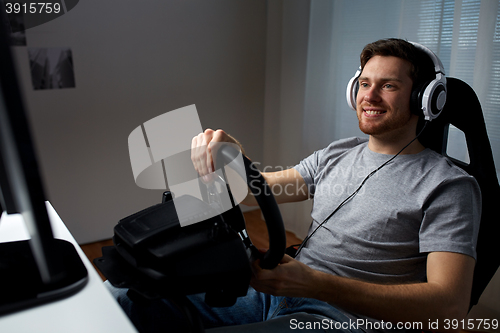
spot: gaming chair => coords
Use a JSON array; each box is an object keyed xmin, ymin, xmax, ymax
[{"xmin": 418, "ymin": 77, "xmax": 500, "ymax": 309}]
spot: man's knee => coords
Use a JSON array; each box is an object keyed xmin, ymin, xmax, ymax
[{"xmin": 103, "ymin": 281, "xmax": 133, "ymax": 311}]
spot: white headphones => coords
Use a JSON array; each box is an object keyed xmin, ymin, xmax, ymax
[{"xmin": 346, "ymin": 41, "xmax": 447, "ymax": 121}]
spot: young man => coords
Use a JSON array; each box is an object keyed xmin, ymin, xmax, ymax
[{"xmin": 108, "ymin": 39, "xmax": 481, "ymax": 332}]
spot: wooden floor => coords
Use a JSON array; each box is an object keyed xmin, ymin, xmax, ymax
[{"xmin": 81, "ymin": 209, "xmax": 303, "ymax": 281}]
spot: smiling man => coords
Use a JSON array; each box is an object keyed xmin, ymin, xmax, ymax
[
  {"xmin": 358, "ymin": 57, "xmax": 418, "ymax": 144},
  {"xmin": 107, "ymin": 39, "xmax": 481, "ymax": 333},
  {"xmin": 356, "ymin": 44, "xmax": 428, "ymax": 155}
]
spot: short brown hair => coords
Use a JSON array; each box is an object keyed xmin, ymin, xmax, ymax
[{"xmin": 360, "ymin": 38, "xmax": 435, "ymax": 85}]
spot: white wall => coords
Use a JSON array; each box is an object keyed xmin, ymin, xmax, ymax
[
  {"xmin": 263, "ymin": 0, "xmax": 314, "ymax": 239},
  {"xmin": 12, "ymin": 0, "xmax": 267, "ymax": 244}
]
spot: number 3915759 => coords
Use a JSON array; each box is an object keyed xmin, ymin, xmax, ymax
[
  {"xmin": 443, "ymin": 318, "xmax": 499, "ymax": 330},
  {"xmin": 5, "ymin": 2, "xmax": 61, "ymax": 14}
]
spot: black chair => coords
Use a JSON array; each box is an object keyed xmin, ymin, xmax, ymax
[{"xmin": 419, "ymin": 77, "xmax": 500, "ymax": 309}]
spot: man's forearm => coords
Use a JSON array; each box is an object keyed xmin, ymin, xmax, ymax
[
  {"xmin": 241, "ymin": 170, "xmax": 309, "ymax": 206},
  {"xmin": 310, "ymin": 270, "xmax": 465, "ymax": 329},
  {"xmin": 251, "ymin": 252, "xmax": 474, "ymax": 333}
]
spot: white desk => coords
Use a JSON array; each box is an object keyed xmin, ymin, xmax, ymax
[{"xmin": 0, "ymin": 202, "xmax": 138, "ymax": 333}]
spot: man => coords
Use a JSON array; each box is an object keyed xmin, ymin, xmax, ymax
[{"xmin": 108, "ymin": 39, "xmax": 481, "ymax": 332}]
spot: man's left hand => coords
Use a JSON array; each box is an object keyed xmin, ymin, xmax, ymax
[{"xmin": 250, "ymin": 254, "xmax": 318, "ymax": 298}]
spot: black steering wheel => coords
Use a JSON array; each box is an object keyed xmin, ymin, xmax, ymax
[{"xmin": 213, "ymin": 144, "xmax": 286, "ymax": 269}]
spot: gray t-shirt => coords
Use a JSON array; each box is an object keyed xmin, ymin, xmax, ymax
[
  {"xmin": 295, "ymin": 138, "xmax": 481, "ymax": 283},
  {"xmin": 293, "ymin": 137, "xmax": 481, "ymax": 330}
]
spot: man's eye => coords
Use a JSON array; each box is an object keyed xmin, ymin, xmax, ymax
[
  {"xmin": 360, "ymin": 83, "xmax": 369, "ymax": 88},
  {"xmin": 384, "ymin": 84, "xmax": 394, "ymax": 89}
]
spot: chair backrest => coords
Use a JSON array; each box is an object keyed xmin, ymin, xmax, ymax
[{"xmin": 419, "ymin": 77, "xmax": 500, "ymax": 309}]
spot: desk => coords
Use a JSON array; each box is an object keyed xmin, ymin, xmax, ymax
[{"xmin": 0, "ymin": 202, "xmax": 138, "ymax": 333}]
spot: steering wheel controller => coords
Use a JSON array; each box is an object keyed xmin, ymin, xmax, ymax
[{"xmin": 94, "ymin": 144, "xmax": 286, "ymax": 307}]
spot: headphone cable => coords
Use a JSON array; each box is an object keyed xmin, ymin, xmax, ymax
[{"xmin": 294, "ymin": 121, "xmax": 429, "ymax": 257}]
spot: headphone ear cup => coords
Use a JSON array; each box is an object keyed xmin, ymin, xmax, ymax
[
  {"xmin": 346, "ymin": 67, "xmax": 361, "ymax": 111},
  {"xmin": 410, "ymin": 78, "xmax": 447, "ymax": 120},
  {"xmin": 427, "ymin": 80, "xmax": 447, "ymax": 119},
  {"xmin": 351, "ymin": 80, "xmax": 359, "ymax": 110}
]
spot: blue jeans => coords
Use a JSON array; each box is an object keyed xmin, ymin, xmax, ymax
[{"xmin": 105, "ymin": 281, "xmax": 366, "ymax": 332}]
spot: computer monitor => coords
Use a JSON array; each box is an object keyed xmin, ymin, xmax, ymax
[{"xmin": 0, "ymin": 8, "xmax": 88, "ymax": 315}]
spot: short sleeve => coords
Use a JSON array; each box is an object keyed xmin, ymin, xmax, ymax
[
  {"xmin": 293, "ymin": 137, "xmax": 368, "ymax": 198},
  {"xmin": 419, "ymin": 175, "xmax": 481, "ymax": 260},
  {"xmin": 293, "ymin": 151, "xmax": 321, "ymax": 198}
]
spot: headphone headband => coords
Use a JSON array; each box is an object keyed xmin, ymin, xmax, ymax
[
  {"xmin": 409, "ymin": 42, "xmax": 446, "ymax": 75},
  {"xmin": 346, "ymin": 41, "xmax": 447, "ymax": 121}
]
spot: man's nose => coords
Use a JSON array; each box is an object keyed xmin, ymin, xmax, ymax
[{"xmin": 363, "ymin": 87, "xmax": 381, "ymax": 103}]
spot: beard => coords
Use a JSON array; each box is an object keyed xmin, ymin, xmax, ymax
[{"xmin": 357, "ymin": 106, "xmax": 413, "ymax": 137}]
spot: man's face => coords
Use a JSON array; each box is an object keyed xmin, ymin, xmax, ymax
[{"xmin": 356, "ymin": 55, "xmax": 416, "ymax": 138}]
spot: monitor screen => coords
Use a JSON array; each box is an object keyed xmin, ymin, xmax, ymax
[{"xmin": 0, "ymin": 5, "xmax": 87, "ymax": 315}]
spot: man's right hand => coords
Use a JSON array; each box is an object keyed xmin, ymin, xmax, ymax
[
  {"xmin": 191, "ymin": 129, "xmax": 308, "ymax": 206},
  {"xmin": 191, "ymin": 129, "xmax": 243, "ymax": 182}
]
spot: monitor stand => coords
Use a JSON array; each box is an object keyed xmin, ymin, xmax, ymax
[{"xmin": 0, "ymin": 238, "xmax": 88, "ymax": 315}]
